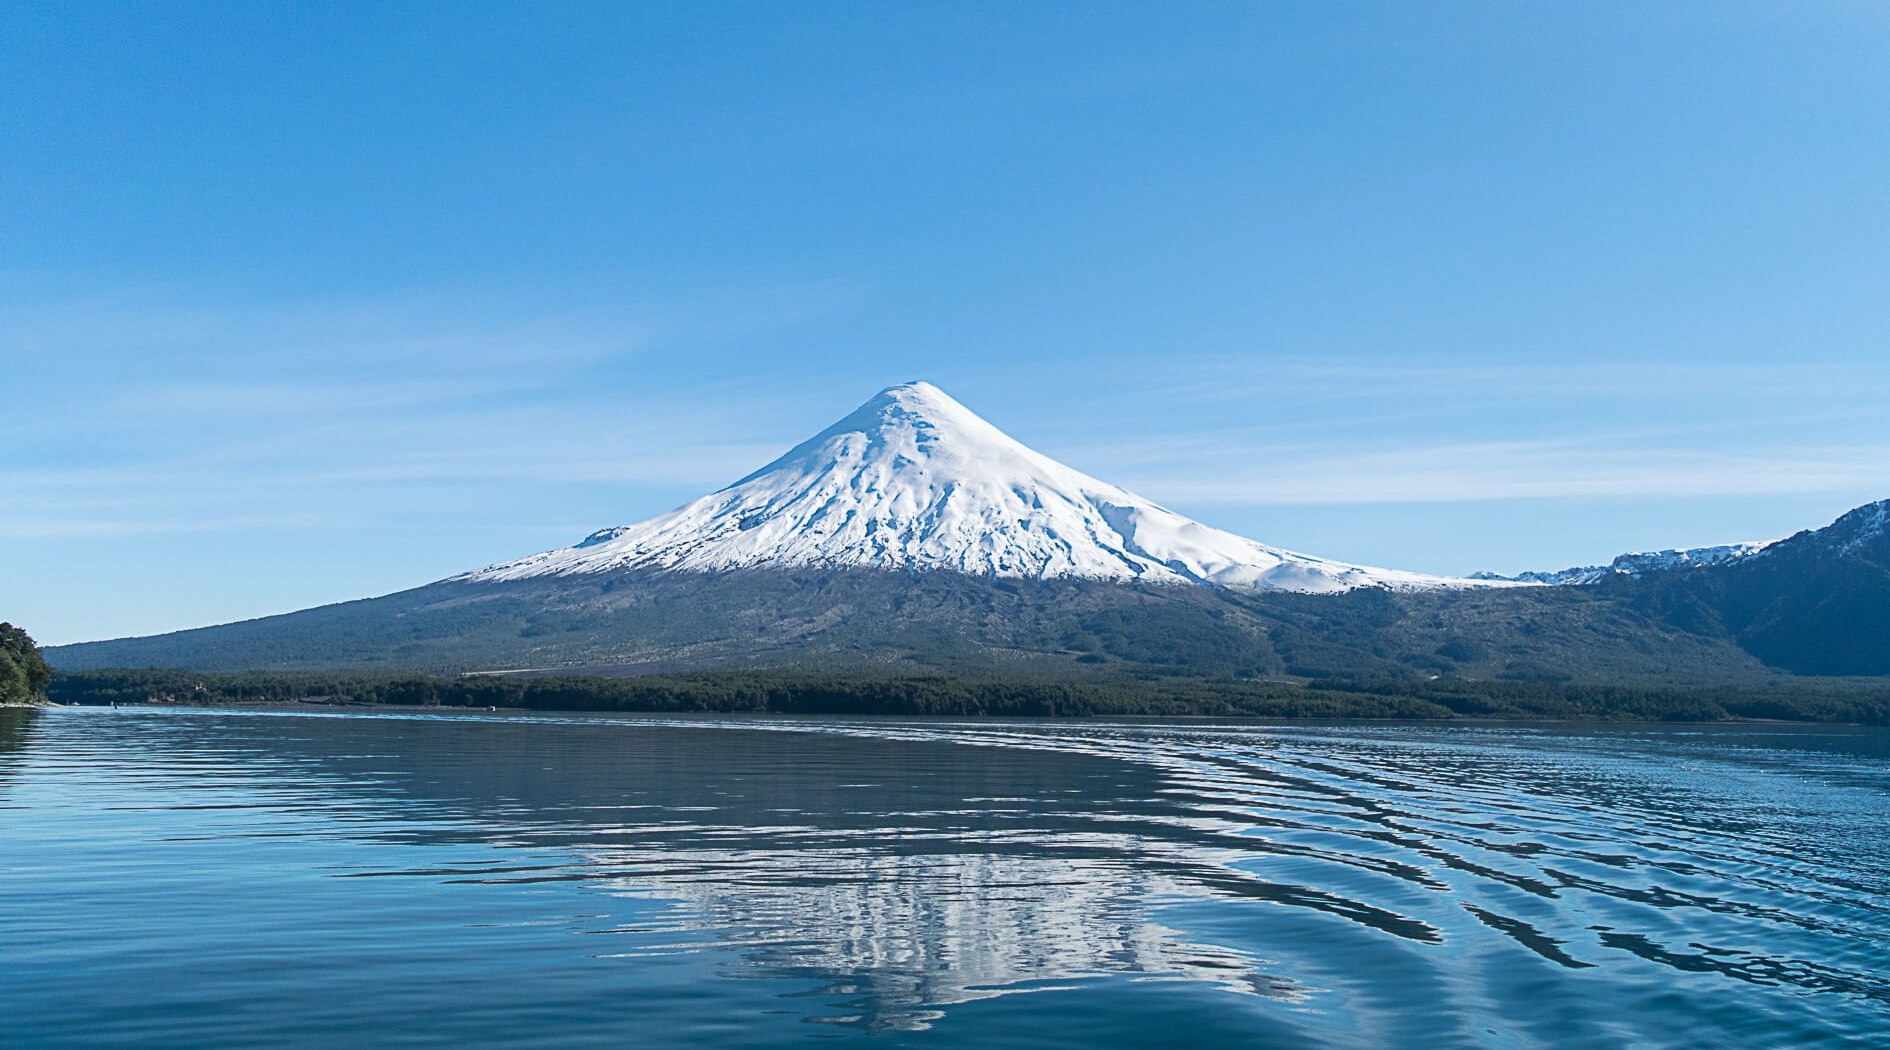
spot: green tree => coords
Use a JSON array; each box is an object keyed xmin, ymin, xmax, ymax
[{"xmin": 0, "ymin": 623, "xmax": 52, "ymax": 704}]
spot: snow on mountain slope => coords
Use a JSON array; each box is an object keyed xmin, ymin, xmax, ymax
[
  {"xmin": 462, "ymin": 382, "xmax": 1504, "ymax": 593},
  {"xmin": 1819, "ymin": 499, "xmax": 1890, "ymax": 556},
  {"xmin": 1475, "ymin": 540, "xmax": 1779, "ymax": 586}
]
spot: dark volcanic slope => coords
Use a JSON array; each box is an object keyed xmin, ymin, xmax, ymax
[
  {"xmin": 49, "ymin": 570, "xmax": 1291, "ymax": 675},
  {"xmin": 47, "ymin": 566, "xmax": 1765, "ymax": 683}
]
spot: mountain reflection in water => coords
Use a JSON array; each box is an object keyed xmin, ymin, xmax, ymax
[
  {"xmin": 2, "ymin": 708, "xmax": 1887, "ymax": 1049},
  {"xmin": 306, "ymin": 716, "xmax": 1313, "ymax": 1030}
]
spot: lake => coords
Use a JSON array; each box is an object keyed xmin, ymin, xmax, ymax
[{"xmin": 2, "ymin": 707, "xmax": 1886, "ymax": 1048}]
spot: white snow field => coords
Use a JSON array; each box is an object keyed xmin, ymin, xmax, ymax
[{"xmin": 462, "ymin": 382, "xmax": 1508, "ymax": 593}]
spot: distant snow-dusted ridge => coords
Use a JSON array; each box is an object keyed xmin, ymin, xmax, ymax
[
  {"xmin": 1476, "ymin": 540, "xmax": 1780, "ymax": 586},
  {"xmin": 462, "ymin": 382, "xmax": 1506, "ymax": 593}
]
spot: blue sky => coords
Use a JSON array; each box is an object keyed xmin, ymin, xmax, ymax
[{"xmin": 5, "ymin": 2, "xmax": 1890, "ymax": 644}]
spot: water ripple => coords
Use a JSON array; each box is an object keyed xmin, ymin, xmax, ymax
[{"xmin": 1, "ymin": 707, "xmax": 1886, "ymax": 1048}]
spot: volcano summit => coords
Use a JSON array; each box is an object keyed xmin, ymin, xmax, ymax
[{"xmin": 466, "ymin": 382, "xmax": 1488, "ymax": 593}]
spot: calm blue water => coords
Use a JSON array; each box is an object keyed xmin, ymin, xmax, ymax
[{"xmin": 2, "ymin": 708, "xmax": 1887, "ymax": 1049}]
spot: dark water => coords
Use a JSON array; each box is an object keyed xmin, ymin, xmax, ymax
[{"xmin": 3, "ymin": 708, "xmax": 1887, "ymax": 1048}]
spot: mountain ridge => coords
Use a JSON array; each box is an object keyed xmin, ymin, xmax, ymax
[{"xmin": 1476, "ymin": 540, "xmax": 1778, "ymax": 586}]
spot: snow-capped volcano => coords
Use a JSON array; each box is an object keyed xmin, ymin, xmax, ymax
[{"xmin": 464, "ymin": 382, "xmax": 1496, "ymax": 593}]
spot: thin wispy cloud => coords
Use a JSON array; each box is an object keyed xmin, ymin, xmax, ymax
[
  {"xmin": 0, "ymin": 512, "xmax": 345, "ymax": 540},
  {"xmin": 0, "ymin": 277, "xmax": 864, "ymax": 545},
  {"xmin": 1117, "ymin": 440, "xmax": 1890, "ymax": 506},
  {"xmin": 1147, "ymin": 356, "xmax": 1890, "ymax": 400},
  {"xmin": 14, "ymin": 321, "xmax": 1887, "ymax": 541},
  {"xmin": 1032, "ymin": 353, "xmax": 1890, "ymax": 507}
]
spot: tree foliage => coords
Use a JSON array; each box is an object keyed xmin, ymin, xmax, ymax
[{"xmin": 0, "ymin": 623, "xmax": 53, "ymax": 704}]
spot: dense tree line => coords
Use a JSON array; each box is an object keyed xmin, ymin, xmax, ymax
[
  {"xmin": 48, "ymin": 668, "xmax": 1443, "ymax": 718},
  {"xmin": 1317, "ymin": 676, "xmax": 1890, "ymax": 724},
  {"xmin": 46, "ymin": 667, "xmax": 1890, "ymax": 723},
  {"xmin": 1, "ymin": 623, "xmax": 52, "ymax": 704}
]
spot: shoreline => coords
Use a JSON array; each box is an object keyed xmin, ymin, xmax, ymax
[{"xmin": 41, "ymin": 698, "xmax": 1876, "ymax": 729}]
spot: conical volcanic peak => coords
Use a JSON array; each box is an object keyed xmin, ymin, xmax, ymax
[
  {"xmin": 728, "ymin": 381, "xmax": 1050, "ymax": 492},
  {"xmin": 463, "ymin": 382, "xmax": 1502, "ymax": 592}
]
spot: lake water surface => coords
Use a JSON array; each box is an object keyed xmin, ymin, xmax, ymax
[{"xmin": 2, "ymin": 707, "xmax": 1887, "ymax": 1048}]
